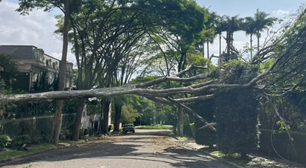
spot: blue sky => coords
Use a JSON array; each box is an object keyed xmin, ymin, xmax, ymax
[
  {"xmin": 0, "ymin": 0, "xmax": 305, "ymax": 64},
  {"xmin": 196, "ymin": 0, "xmax": 305, "ymax": 17}
]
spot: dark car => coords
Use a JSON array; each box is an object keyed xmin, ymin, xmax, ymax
[{"xmin": 122, "ymin": 124, "xmax": 135, "ymax": 133}]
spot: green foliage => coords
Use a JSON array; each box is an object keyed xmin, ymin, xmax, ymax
[
  {"xmin": 32, "ymin": 69, "xmax": 50, "ymax": 92},
  {"xmin": 215, "ymin": 87, "xmax": 259, "ymax": 157},
  {"xmin": 1, "ymin": 114, "xmax": 75, "ymax": 147},
  {"xmin": 0, "ymin": 135, "xmax": 12, "ymax": 150},
  {"xmin": 121, "ymin": 104, "xmax": 140, "ymax": 124},
  {"xmin": 0, "ymin": 54, "xmax": 18, "ymax": 91},
  {"xmin": 10, "ymin": 135, "xmax": 31, "ymax": 149},
  {"xmin": 259, "ymin": 129, "xmax": 306, "ymax": 165},
  {"xmin": 219, "ymin": 59, "xmax": 258, "ymax": 84},
  {"xmin": 192, "ymin": 99, "xmax": 216, "ymax": 147},
  {"xmin": 6, "ymin": 102, "xmax": 56, "ymax": 119},
  {"xmin": 259, "ymin": 91, "xmax": 306, "ymax": 132}
]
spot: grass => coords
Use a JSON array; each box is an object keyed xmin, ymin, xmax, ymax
[
  {"xmin": 137, "ymin": 125, "xmax": 173, "ymax": 129},
  {"xmin": 0, "ymin": 144, "xmax": 55, "ymax": 160},
  {"xmin": 200, "ymin": 148, "xmax": 251, "ymax": 167},
  {"xmin": 177, "ymin": 136, "xmax": 188, "ymax": 140}
]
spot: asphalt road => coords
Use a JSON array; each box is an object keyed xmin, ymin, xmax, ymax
[{"xmin": 1, "ymin": 129, "xmax": 232, "ymax": 168}]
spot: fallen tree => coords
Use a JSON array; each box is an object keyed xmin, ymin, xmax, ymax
[{"xmin": 1, "ymin": 7, "xmax": 306, "ymax": 133}]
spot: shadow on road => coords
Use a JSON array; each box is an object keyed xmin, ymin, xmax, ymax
[{"xmin": 1, "ymin": 129, "xmax": 228, "ymax": 168}]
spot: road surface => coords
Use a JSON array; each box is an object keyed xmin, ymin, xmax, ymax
[{"xmin": 1, "ymin": 129, "xmax": 232, "ymax": 168}]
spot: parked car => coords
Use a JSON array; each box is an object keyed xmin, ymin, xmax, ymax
[{"xmin": 122, "ymin": 124, "xmax": 135, "ymax": 133}]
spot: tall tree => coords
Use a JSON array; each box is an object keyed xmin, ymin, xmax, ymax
[
  {"xmin": 147, "ymin": 1, "xmax": 206, "ymax": 136},
  {"xmin": 253, "ymin": 9, "xmax": 277, "ymax": 51},
  {"xmin": 244, "ymin": 16, "xmax": 257, "ymax": 58},
  {"xmin": 16, "ymin": 0, "xmax": 79, "ymax": 144},
  {"xmin": 215, "ymin": 16, "xmax": 227, "ymax": 56},
  {"xmin": 224, "ymin": 15, "xmax": 244, "ymax": 56},
  {"xmin": 64, "ymin": 0, "xmax": 149, "ymax": 139},
  {"xmin": 203, "ymin": 10, "xmax": 218, "ymax": 59},
  {"xmin": 0, "ymin": 54, "xmax": 18, "ymax": 90}
]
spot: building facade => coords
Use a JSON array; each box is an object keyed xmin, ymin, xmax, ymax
[{"xmin": 0, "ymin": 45, "xmax": 73, "ymax": 91}]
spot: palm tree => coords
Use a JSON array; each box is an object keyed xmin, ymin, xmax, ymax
[
  {"xmin": 244, "ymin": 16, "xmax": 257, "ymax": 58},
  {"xmin": 206, "ymin": 11, "xmax": 218, "ymax": 59},
  {"xmin": 201, "ymin": 10, "xmax": 218, "ymax": 59},
  {"xmin": 223, "ymin": 15, "xmax": 245, "ymax": 55},
  {"xmin": 215, "ymin": 16, "xmax": 227, "ymax": 56},
  {"xmin": 253, "ymin": 9, "xmax": 277, "ymax": 51}
]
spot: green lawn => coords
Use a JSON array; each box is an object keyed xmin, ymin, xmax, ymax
[
  {"xmin": 137, "ymin": 125, "xmax": 173, "ymax": 129},
  {"xmin": 0, "ymin": 144, "xmax": 55, "ymax": 160},
  {"xmin": 177, "ymin": 136, "xmax": 188, "ymax": 140}
]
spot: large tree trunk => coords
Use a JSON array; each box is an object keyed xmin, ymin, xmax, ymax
[
  {"xmin": 250, "ymin": 34, "xmax": 253, "ymax": 58},
  {"xmin": 202, "ymin": 40, "xmax": 205, "ymax": 57},
  {"xmin": 226, "ymin": 31, "xmax": 230, "ymax": 55},
  {"xmin": 52, "ymin": 0, "xmax": 69, "ymax": 145},
  {"xmin": 257, "ymin": 34, "xmax": 260, "ymax": 52},
  {"xmin": 101, "ymin": 98, "xmax": 110, "ymax": 134},
  {"xmin": 177, "ymin": 107, "xmax": 184, "ymax": 136},
  {"xmin": 219, "ymin": 34, "xmax": 222, "ymax": 56},
  {"xmin": 207, "ymin": 42, "xmax": 210, "ymax": 59},
  {"xmin": 72, "ymin": 98, "xmax": 86, "ymax": 141},
  {"xmin": 114, "ymin": 103, "xmax": 122, "ymax": 132}
]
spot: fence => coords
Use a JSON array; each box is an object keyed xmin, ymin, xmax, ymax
[
  {"xmin": 259, "ymin": 129, "xmax": 306, "ymax": 165},
  {"xmin": 0, "ymin": 113, "xmax": 75, "ymax": 146}
]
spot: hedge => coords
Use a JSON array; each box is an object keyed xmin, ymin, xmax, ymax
[
  {"xmin": 214, "ymin": 87, "xmax": 259, "ymax": 157},
  {"xmin": 259, "ymin": 129, "xmax": 306, "ymax": 165}
]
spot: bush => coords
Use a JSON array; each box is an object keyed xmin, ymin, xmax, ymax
[
  {"xmin": 259, "ymin": 129, "xmax": 306, "ymax": 165},
  {"xmin": 9, "ymin": 134, "xmax": 31, "ymax": 149},
  {"xmin": 214, "ymin": 87, "xmax": 259, "ymax": 158},
  {"xmin": 0, "ymin": 135, "xmax": 12, "ymax": 150}
]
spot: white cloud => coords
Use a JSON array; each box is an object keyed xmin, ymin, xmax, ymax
[
  {"xmin": 273, "ymin": 9, "xmax": 290, "ymax": 16},
  {"xmin": 0, "ymin": 1, "xmax": 75, "ymax": 64}
]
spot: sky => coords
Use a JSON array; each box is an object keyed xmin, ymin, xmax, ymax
[{"xmin": 0, "ymin": 0, "xmax": 305, "ymax": 65}]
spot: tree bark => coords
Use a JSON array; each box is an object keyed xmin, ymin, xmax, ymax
[
  {"xmin": 114, "ymin": 103, "xmax": 122, "ymax": 132},
  {"xmin": 202, "ymin": 40, "xmax": 205, "ymax": 58},
  {"xmin": 72, "ymin": 98, "xmax": 86, "ymax": 141},
  {"xmin": 219, "ymin": 34, "xmax": 221, "ymax": 56},
  {"xmin": 250, "ymin": 34, "xmax": 253, "ymax": 58},
  {"xmin": 207, "ymin": 41, "xmax": 210, "ymax": 60},
  {"xmin": 101, "ymin": 98, "xmax": 110, "ymax": 134},
  {"xmin": 257, "ymin": 34, "xmax": 260, "ymax": 52},
  {"xmin": 52, "ymin": 0, "xmax": 69, "ymax": 145},
  {"xmin": 177, "ymin": 107, "xmax": 184, "ymax": 136}
]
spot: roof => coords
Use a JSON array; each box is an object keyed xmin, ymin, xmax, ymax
[
  {"xmin": 0, "ymin": 45, "xmax": 73, "ymax": 64},
  {"xmin": 0, "ymin": 45, "xmax": 36, "ymax": 60}
]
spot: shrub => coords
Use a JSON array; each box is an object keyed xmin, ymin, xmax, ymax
[
  {"xmin": 10, "ymin": 134, "xmax": 31, "ymax": 149},
  {"xmin": 214, "ymin": 87, "xmax": 259, "ymax": 158},
  {"xmin": 0, "ymin": 134, "xmax": 12, "ymax": 150}
]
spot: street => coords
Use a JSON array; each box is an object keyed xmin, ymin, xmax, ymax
[{"xmin": 1, "ymin": 129, "xmax": 232, "ymax": 168}]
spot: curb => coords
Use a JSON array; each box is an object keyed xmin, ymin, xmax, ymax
[{"xmin": 0, "ymin": 136, "xmax": 115, "ymax": 166}]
